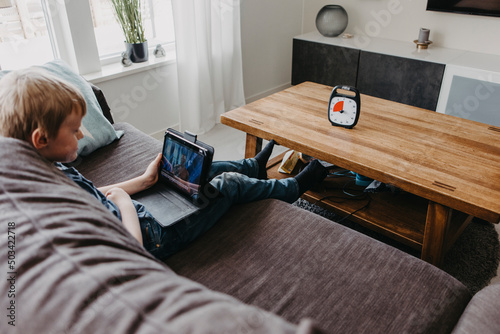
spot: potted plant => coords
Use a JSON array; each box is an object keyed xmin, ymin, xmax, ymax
[{"xmin": 110, "ymin": 0, "xmax": 148, "ymax": 63}]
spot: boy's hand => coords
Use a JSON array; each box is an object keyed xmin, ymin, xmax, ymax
[{"xmin": 97, "ymin": 153, "xmax": 162, "ymax": 196}]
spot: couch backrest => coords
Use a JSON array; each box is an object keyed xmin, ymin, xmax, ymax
[{"xmin": 452, "ymin": 281, "xmax": 500, "ymax": 334}]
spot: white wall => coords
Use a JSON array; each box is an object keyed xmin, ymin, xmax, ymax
[
  {"xmin": 92, "ymin": 62, "xmax": 181, "ymax": 137},
  {"xmin": 240, "ymin": 0, "xmax": 304, "ymax": 102},
  {"xmin": 303, "ymin": 0, "xmax": 500, "ymax": 56}
]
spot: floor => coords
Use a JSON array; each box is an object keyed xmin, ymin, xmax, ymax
[
  {"xmin": 197, "ymin": 123, "xmax": 288, "ymax": 161},
  {"xmin": 197, "ymin": 124, "xmax": 247, "ymax": 161},
  {"xmin": 491, "ymin": 225, "xmax": 500, "ymax": 285},
  {"xmin": 197, "ymin": 123, "xmax": 500, "ymax": 287}
]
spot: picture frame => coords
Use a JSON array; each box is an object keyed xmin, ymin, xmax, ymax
[{"xmin": 436, "ymin": 64, "xmax": 500, "ymax": 127}]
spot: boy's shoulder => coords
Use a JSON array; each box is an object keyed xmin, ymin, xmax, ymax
[
  {"xmin": 55, "ymin": 162, "xmax": 83, "ymax": 180},
  {"xmin": 54, "ymin": 162, "xmax": 69, "ymax": 171}
]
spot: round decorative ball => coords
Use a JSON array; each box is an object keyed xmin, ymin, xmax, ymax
[{"xmin": 315, "ymin": 5, "xmax": 348, "ymax": 37}]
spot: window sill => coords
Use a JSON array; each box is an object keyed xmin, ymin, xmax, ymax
[{"xmin": 83, "ymin": 47, "xmax": 176, "ymax": 84}]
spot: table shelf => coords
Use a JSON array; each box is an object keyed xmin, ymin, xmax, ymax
[{"xmin": 267, "ymin": 153, "xmax": 427, "ymax": 251}]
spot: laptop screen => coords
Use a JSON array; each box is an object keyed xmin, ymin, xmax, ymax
[{"xmin": 159, "ymin": 131, "xmax": 208, "ymax": 199}]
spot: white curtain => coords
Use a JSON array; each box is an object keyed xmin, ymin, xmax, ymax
[{"xmin": 172, "ymin": 0, "xmax": 245, "ymax": 134}]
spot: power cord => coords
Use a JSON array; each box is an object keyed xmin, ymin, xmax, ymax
[
  {"xmin": 312, "ymin": 172, "xmax": 372, "ymax": 223},
  {"xmin": 312, "ymin": 194, "xmax": 371, "ymax": 224},
  {"xmin": 336, "ymin": 199, "xmax": 371, "ymax": 224},
  {"xmin": 341, "ymin": 179, "xmax": 366, "ymax": 198}
]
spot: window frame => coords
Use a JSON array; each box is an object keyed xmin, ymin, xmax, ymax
[
  {"xmin": 47, "ymin": 0, "xmax": 101, "ymax": 75},
  {"xmin": 1, "ymin": 0, "xmax": 174, "ymax": 75},
  {"xmin": 47, "ymin": 0, "xmax": 174, "ymax": 75}
]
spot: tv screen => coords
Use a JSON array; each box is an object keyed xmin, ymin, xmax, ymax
[{"xmin": 426, "ymin": 0, "xmax": 500, "ymax": 17}]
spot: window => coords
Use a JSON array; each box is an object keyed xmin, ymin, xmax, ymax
[
  {"xmin": 90, "ymin": 0, "xmax": 174, "ymax": 61},
  {"xmin": 0, "ymin": 0, "xmax": 174, "ymax": 72},
  {"xmin": 0, "ymin": 0, "xmax": 54, "ymax": 70}
]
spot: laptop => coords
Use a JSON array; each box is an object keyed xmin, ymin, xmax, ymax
[{"xmin": 132, "ymin": 128, "xmax": 214, "ymax": 227}]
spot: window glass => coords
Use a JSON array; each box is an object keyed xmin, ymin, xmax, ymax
[
  {"xmin": 0, "ymin": 0, "xmax": 55, "ymax": 70},
  {"xmin": 0, "ymin": 0, "xmax": 175, "ymax": 71},
  {"xmin": 90, "ymin": 0, "xmax": 174, "ymax": 59}
]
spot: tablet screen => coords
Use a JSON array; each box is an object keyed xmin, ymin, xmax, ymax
[{"xmin": 160, "ymin": 131, "xmax": 207, "ymax": 198}]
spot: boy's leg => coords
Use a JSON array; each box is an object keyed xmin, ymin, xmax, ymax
[
  {"xmin": 172, "ymin": 173, "xmax": 298, "ymax": 250},
  {"xmin": 208, "ymin": 140, "xmax": 276, "ymax": 180},
  {"xmin": 208, "ymin": 159, "xmax": 259, "ymax": 180},
  {"xmin": 172, "ymin": 159, "xmax": 328, "ymax": 250}
]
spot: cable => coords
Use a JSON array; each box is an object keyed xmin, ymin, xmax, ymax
[
  {"xmin": 327, "ymin": 169, "xmax": 355, "ymax": 178},
  {"xmin": 310, "ymin": 169, "xmax": 372, "ymax": 223},
  {"xmin": 336, "ymin": 199, "xmax": 371, "ymax": 224},
  {"xmin": 341, "ymin": 179, "xmax": 366, "ymax": 198},
  {"xmin": 311, "ymin": 192, "xmax": 371, "ymax": 224}
]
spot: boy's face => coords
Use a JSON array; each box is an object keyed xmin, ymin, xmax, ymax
[{"xmin": 36, "ymin": 108, "xmax": 84, "ymax": 163}]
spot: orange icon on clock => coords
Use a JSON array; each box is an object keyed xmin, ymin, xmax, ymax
[{"xmin": 333, "ymin": 101, "xmax": 344, "ymax": 112}]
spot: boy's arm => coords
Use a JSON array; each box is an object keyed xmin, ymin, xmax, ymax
[
  {"xmin": 98, "ymin": 153, "xmax": 162, "ymax": 196},
  {"xmin": 105, "ymin": 188, "xmax": 143, "ymax": 245}
]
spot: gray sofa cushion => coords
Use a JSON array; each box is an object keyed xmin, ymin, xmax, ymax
[
  {"xmin": 0, "ymin": 137, "xmax": 321, "ymax": 334},
  {"xmin": 165, "ymin": 199, "xmax": 472, "ymax": 333},
  {"xmin": 452, "ymin": 282, "xmax": 500, "ymax": 334}
]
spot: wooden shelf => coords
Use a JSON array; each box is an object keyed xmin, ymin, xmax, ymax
[{"xmin": 267, "ymin": 153, "xmax": 428, "ymax": 251}]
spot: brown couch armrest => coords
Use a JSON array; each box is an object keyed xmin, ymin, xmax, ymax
[{"xmin": 90, "ymin": 82, "xmax": 114, "ymax": 124}]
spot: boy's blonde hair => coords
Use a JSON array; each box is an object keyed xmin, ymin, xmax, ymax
[{"xmin": 0, "ymin": 67, "xmax": 87, "ymax": 141}]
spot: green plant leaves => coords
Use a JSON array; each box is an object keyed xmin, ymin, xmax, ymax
[{"xmin": 110, "ymin": 0, "xmax": 146, "ymax": 44}]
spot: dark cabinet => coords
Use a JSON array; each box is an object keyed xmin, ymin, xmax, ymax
[
  {"xmin": 357, "ymin": 51, "xmax": 445, "ymax": 110},
  {"xmin": 292, "ymin": 39, "xmax": 359, "ymax": 88},
  {"xmin": 292, "ymin": 38, "xmax": 445, "ymax": 111}
]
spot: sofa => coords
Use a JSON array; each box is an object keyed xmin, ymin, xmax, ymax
[{"xmin": 1, "ymin": 82, "xmax": 500, "ymax": 334}]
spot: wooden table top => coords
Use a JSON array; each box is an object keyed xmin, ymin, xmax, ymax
[{"xmin": 221, "ymin": 82, "xmax": 500, "ymax": 223}]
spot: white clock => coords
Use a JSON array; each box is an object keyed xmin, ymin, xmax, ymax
[{"xmin": 328, "ymin": 85, "xmax": 361, "ymax": 129}]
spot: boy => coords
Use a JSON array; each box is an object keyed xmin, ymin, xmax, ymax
[{"xmin": 0, "ymin": 68, "xmax": 328, "ymax": 260}]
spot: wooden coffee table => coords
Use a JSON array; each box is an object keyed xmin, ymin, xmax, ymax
[{"xmin": 220, "ymin": 81, "xmax": 500, "ymax": 267}]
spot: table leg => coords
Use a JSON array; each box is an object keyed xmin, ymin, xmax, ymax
[
  {"xmin": 421, "ymin": 201, "xmax": 453, "ymax": 267},
  {"xmin": 245, "ymin": 134, "xmax": 262, "ymax": 159}
]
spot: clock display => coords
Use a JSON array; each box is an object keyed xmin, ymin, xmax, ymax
[
  {"xmin": 329, "ymin": 98, "xmax": 357, "ymax": 126},
  {"xmin": 327, "ymin": 85, "xmax": 360, "ymax": 129}
]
